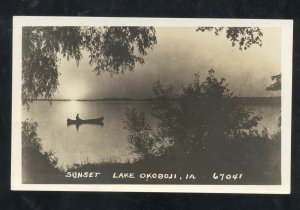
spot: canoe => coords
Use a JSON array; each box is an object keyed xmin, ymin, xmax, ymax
[{"xmin": 67, "ymin": 117, "xmax": 104, "ymax": 125}]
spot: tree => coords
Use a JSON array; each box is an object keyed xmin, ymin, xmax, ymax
[
  {"xmin": 22, "ymin": 26, "xmax": 157, "ymax": 105},
  {"xmin": 198, "ymin": 27, "xmax": 282, "ymax": 128},
  {"xmin": 22, "ymin": 120, "xmax": 61, "ymax": 182},
  {"xmin": 196, "ymin": 27, "xmax": 263, "ymax": 50},
  {"xmin": 266, "ymin": 74, "xmax": 281, "ymax": 91},
  {"xmin": 124, "ymin": 109, "xmax": 168, "ymax": 159},
  {"xmin": 125, "ymin": 70, "xmax": 263, "ymax": 157},
  {"xmin": 266, "ymin": 73, "xmax": 281, "ymax": 128}
]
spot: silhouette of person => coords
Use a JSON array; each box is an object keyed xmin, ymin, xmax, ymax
[{"xmin": 76, "ymin": 114, "xmax": 80, "ymax": 120}]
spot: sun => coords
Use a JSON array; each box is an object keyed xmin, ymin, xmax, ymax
[
  {"xmin": 58, "ymin": 80, "xmax": 88, "ymax": 100},
  {"xmin": 64, "ymin": 100, "xmax": 84, "ymax": 117}
]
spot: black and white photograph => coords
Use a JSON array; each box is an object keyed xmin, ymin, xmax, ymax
[{"xmin": 11, "ymin": 17, "xmax": 292, "ymax": 193}]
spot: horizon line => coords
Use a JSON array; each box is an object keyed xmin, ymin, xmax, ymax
[{"xmin": 27, "ymin": 96, "xmax": 281, "ymax": 101}]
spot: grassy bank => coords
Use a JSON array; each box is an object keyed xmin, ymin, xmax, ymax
[{"xmin": 23, "ymin": 130, "xmax": 280, "ymax": 185}]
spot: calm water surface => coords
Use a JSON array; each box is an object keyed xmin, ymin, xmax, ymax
[{"xmin": 23, "ymin": 101, "xmax": 280, "ymax": 169}]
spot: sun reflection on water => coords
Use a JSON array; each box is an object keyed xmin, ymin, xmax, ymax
[{"xmin": 64, "ymin": 100, "xmax": 84, "ymax": 119}]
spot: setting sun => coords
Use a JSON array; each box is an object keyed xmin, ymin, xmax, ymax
[
  {"xmin": 64, "ymin": 100, "xmax": 84, "ymax": 116},
  {"xmin": 57, "ymin": 79, "xmax": 88, "ymax": 100}
]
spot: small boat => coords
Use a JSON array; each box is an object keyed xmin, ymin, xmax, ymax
[{"xmin": 67, "ymin": 117, "xmax": 104, "ymax": 125}]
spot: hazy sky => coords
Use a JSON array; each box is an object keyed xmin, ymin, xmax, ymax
[{"xmin": 54, "ymin": 27, "xmax": 281, "ymax": 99}]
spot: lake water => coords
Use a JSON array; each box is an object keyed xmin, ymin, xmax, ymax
[{"xmin": 23, "ymin": 101, "xmax": 280, "ymax": 169}]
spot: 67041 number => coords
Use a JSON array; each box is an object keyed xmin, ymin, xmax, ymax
[{"xmin": 212, "ymin": 173, "xmax": 243, "ymax": 181}]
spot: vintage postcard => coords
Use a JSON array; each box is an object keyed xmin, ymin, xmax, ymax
[{"xmin": 11, "ymin": 17, "xmax": 292, "ymax": 193}]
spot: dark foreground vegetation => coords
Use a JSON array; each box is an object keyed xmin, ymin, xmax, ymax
[
  {"xmin": 22, "ymin": 121, "xmax": 64, "ymax": 183},
  {"xmin": 22, "ymin": 126, "xmax": 280, "ymax": 184},
  {"xmin": 22, "ymin": 71, "xmax": 281, "ymax": 184}
]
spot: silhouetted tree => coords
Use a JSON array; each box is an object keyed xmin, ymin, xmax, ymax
[
  {"xmin": 266, "ymin": 73, "xmax": 281, "ymax": 127},
  {"xmin": 124, "ymin": 109, "xmax": 169, "ymax": 159},
  {"xmin": 198, "ymin": 26, "xmax": 282, "ymax": 129},
  {"xmin": 22, "ymin": 26, "xmax": 157, "ymax": 105},
  {"xmin": 125, "ymin": 70, "xmax": 263, "ymax": 157},
  {"xmin": 22, "ymin": 120, "xmax": 61, "ymax": 182},
  {"xmin": 22, "ymin": 120, "xmax": 42, "ymax": 151},
  {"xmin": 197, "ymin": 27, "xmax": 263, "ymax": 50},
  {"xmin": 266, "ymin": 74, "xmax": 281, "ymax": 91}
]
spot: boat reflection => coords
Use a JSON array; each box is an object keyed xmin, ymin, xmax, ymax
[{"xmin": 74, "ymin": 122, "xmax": 104, "ymax": 131}]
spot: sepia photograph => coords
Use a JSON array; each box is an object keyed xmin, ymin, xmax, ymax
[{"xmin": 11, "ymin": 17, "xmax": 292, "ymax": 193}]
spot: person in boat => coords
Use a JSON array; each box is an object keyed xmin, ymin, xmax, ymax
[{"xmin": 76, "ymin": 114, "xmax": 81, "ymax": 121}]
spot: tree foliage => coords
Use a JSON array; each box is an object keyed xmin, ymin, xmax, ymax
[
  {"xmin": 196, "ymin": 27, "xmax": 263, "ymax": 50},
  {"xmin": 124, "ymin": 109, "xmax": 169, "ymax": 159},
  {"xmin": 266, "ymin": 73, "xmax": 281, "ymax": 128},
  {"xmin": 125, "ymin": 70, "xmax": 264, "ymax": 157},
  {"xmin": 22, "ymin": 26, "xmax": 157, "ymax": 105},
  {"xmin": 22, "ymin": 120, "xmax": 59, "ymax": 168},
  {"xmin": 266, "ymin": 74, "xmax": 281, "ymax": 91},
  {"xmin": 22, "ymin": 120, "xmax": 43, "ymax": 151}
]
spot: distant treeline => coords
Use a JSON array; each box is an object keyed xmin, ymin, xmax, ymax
[
  {"xmin": 77, "ymin": 98, "xmax": 133, "ymax": 101},
  {"xmin": 28, "ymin": 97, "xmax": 280, "ymax": 104},
  {"xmin": 27, "ymin": 99, "xmax": 71, "ymax": 101},
  {"xmin": 77, "ymin": 98, "xmax": 177, "ymax": 101}
]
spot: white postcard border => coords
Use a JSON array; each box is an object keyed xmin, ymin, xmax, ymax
[{"xmin": 11, "ymin": 17, "xmax": 293, "ymax": 193}]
